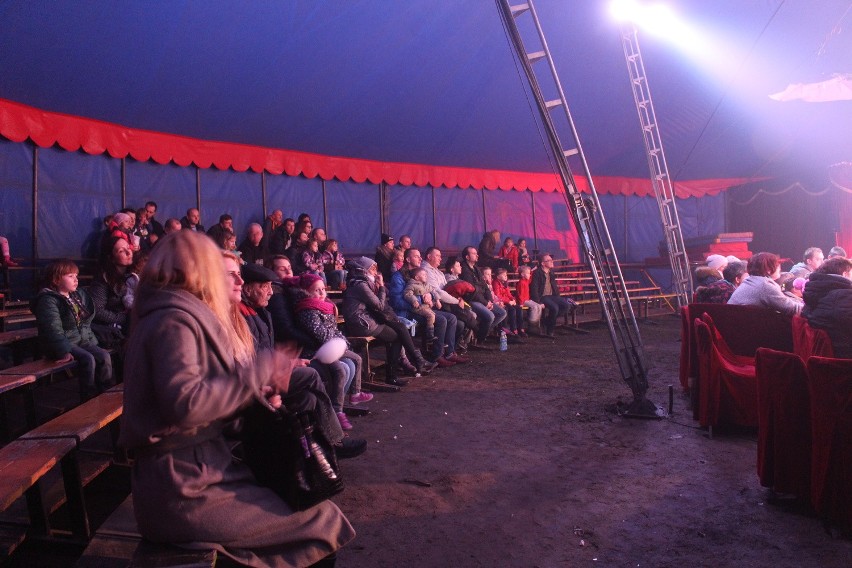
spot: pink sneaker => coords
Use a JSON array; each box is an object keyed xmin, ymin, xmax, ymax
[
  {"xmin": 336, "ymin": 412, "xmax": 353, "ymax": 431},
  {"xmin": 349, "ymin": 391, "xmax": 374, "ymax": 405}
]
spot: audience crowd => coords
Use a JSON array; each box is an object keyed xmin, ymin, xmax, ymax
[
  {"xmin": 21, "ymin": 200, "xmax": 851, "ymax": 565},
  {"xmin": 23, "ymin": 205, "xmax": 582, "ymax": 566}
]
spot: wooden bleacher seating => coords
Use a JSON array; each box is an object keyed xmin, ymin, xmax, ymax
[
  {"xmin": 77, "ymin": 494, "xmax": 217, "ymax": 568},
  {"xmin": 0, "ymin": 374, "xmax": 37, "ymax": 443}
]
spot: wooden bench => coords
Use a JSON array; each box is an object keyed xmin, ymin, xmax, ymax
[
  {"xmin": 0, "ymin": 374, "xmax": 37, "ymax": 443},
  {"xmin": 1, "ymin": 357, "xmax": 78, "ymax": 380},
  {"xmin": 346, "ymin": 336, "xmax": 400, "ymax": 392},
  {"xmin": 15, "ymin": 391, "xmax": 124, "ymax": 541},
  {"xmin": 77, "ymin": 495, "xmax": 217, "ymax": 568},
  {"xmin": 0, "ymin": 309, "xmax": 35, "ymax": 332},
  {"xmin": 0, "ymin": 437, "xmax": 78, "ymax": 556}
]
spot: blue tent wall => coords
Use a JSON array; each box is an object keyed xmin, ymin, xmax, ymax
[
  {"xmin": 126, "ymin": 159, "xmax": 197, "ymax": 226},
  {"xmin": 0, "ymin": 138, "xmax": 726, "ymax": 290},
  {"xmin": 0, "ymin": 138, "xmax": 33, "ymax": 259},
  {"xmin": 37, "ymin": 146, "xmax": 121, "ymax": 259}
]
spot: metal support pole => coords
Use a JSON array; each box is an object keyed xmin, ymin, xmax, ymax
[
  {"xmin": 321, "ymin": 179, "xmax": 329, "ymax": 231},
  {"xmin": 261, "ymin": 171, "xmax": 268, "ymax": 219},
  {"xmin": 431, "ymin": 185, "xmax": 438, "ymax": 247},
  {"xmin": 195, "ymin": 167, "xmax": 201, "ymax": 214},
  {"xmin": 120, "ymin": 158, "xmax": 127, "ymax": 209},
  {"xmin": 530, "ymin": 190, "xmax": 538, "ymax": 251},
  {"xmin": 32, "ymin": 145, "xmax": 38, "ymax": 262}
]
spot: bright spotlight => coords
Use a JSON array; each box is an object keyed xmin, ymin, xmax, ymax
[{"xmin": 608, "ymin": 0, "xmax": 705, "ymax": 54}]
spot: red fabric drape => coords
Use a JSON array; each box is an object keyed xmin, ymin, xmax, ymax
[
  {"xmin": 0, "ymin": 97, "xmax": 753, "ymax": 196},
  {"xmin": 755, "ymin": 348, "xmax": 811, "ymax": 497}
]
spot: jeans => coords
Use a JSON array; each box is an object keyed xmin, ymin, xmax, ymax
[
  {"xmin": 470, "ymin": 302, "xmax": 506, "ymax": 341},
  {"xmin": 70, "ymin": 343, "xmax": 113, "ymax": 399},
  {"xmin": 541, "ymin": 295, "xmax": 576, "ymax": 332}
]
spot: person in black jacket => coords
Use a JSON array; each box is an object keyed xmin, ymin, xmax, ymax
[
  {"xmin": 459, "ymin": 247, "xmax": 506, "ymax": 343},
  {"xmin": 530, "ymin": 254, "xmax": 577, "ymax": 337},
  {"xmin": 802, "ymin": 257, "xmax": 852, "ymax": 358},
  {"xmin": 341, "ymin": 256, "xmax": 434, "ymax": 386}
]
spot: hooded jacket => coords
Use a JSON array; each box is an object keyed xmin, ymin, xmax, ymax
[
  {"xmin": 341, "ymin": 257, "xmax": 396, "ymax": 336},
  {"xmin": 31, "ymin": 287, "xmax": 98, "ymax": 359},
  {"xmin": 802, "ymin": 272, "xmax": 852, "ymax": 358}
]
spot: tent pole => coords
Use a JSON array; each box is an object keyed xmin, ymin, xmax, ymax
[
  {"xmin": 481, "ymin": 188, "xmax": 488, "ymax": 231},
  {"xmin": 530, "ymin": 190, "xmax": 538, "ymax": 252},
  {"xmin": 120, "ymin": 158, "xmax": 126, "ymax": 209},
  {"xmin": 321, "ymin": 179, "xmax": 329, "ymax": 231},
  {"xmin": 32, "ymin": 144, "xmax": 38, "ymax": 262},
  {"xmin": 261, "ymin": 171, "xmax": 268, "ymax": 219},
  {"xmin": 195, "ymin": 167, "xmax": 201, "ymax": 216},
  {"xmin": 431, "ymin": 185, "xmax": 437, "ymax": 247}
]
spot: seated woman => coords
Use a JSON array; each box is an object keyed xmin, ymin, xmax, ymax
[
  {"xmin": 321, "ymin": 239, "xmax": 347, "ymax": 290},
  {"xmin": 119, "ymin": 230, "xmax": 354, "ymax": 567},
  {"xmin": 341, "ymin": 257, "xmax": 432, "ymax": 386},
  {"xmin": 295, "ymin": 274, "xmax": 372, "ymax": 430},
  {"xmin": 802, "ymin": 257, "xmax": 852, "ymax": 358},
  {"xmin": 727, "ymin": 252, "xmax": 802, "ymax": 316},
  {"xmin": 693, "ymin": 260, "xmax": 747, "ymax": 304},
  {"xmin": 31, "ymin": 259, "xmax": 113, "ymax": 399},
  {"xmin": 89, "ymin": 236, "xmax": 133, "ymax": 348},
  {"xmin": 498, "ymin": 237, "xmax": 519, "ymax": 271}
]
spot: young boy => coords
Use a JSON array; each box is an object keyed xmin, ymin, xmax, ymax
[
  {"xmin": 492, "ymin": 267, "xmax": 525, "ymax": 338},
  {"xmin": 515, "ymin": 265, "xmax": 544, "ymax": 334},
  {"xmin": 403, "ymin": 267, "xmax": 437, "ymax": 341},
  {"xmin": 31, "ymin": 260, "xmax": 114, "ymax": 400}
]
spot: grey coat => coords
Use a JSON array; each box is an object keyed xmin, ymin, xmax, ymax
[
  {"xmin": 727, "ymin": 275, "xmax": 802, "ymax": 316},
  {"xmin": 119, "ymin": 286, "xmax": 354, "ymax": 567}
]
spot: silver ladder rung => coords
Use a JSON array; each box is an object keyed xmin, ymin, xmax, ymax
[
  {"xmin": 527, "ymin": 51, "xmax": 546, "ymax": 63},
  {"xmin": 545, "ymin": 99, "xmax": 563, "ymax": 109},
  {"xmin": 510, "ymin": 3, "xmax": 530, "ymax": 15},
  {"xmin": 563, "ymin": 148, "xmax": 579, "ymax": 158}
]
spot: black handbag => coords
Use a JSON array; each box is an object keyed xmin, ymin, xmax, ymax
[{"xmin": 240, "ymin": 402, "xmax": 344, "ymax": 511}]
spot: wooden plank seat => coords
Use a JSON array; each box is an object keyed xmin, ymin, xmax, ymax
[
  {"xmin": 0, "ymin": 357, "xmax": 77, "ymax": 379},
  {"xmin": 0, "ymin": 437, "xmax": 78, "ymax": 557},
  {"xmin": 0, "ymin": 374, "xmax": 37, "ymax": 443},
  {"xmin": 0, "ymin": 327, "xmax": 38, "ymax": 347},
  {"xmin": 77, "ymin": 494, "xmax": 217, "ymax": 568},
  {"xmin": 15, "ymin": 391, "xmax": 124, "ymax": 541},
  {"xmin": 0, "ymin": 309, "xmax": 35, "ymax": 332}
]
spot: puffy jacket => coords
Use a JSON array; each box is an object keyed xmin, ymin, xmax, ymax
[
  {"xmin": 802, "ymin": 272, "xmax": 852, "ymax": 358},
  {"xmin": 31, "ymin": 288, "xmax": 98, "ymax": 359},
  {"xmin": 388, "ymin": 269, "xmax": 412, "ymax": 318},
  {"xmin": 341, "ymin": 259, "xmax": 397, "ymax": 336}
]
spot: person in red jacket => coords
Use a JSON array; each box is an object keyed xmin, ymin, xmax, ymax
[
  {"xmin": 492, "ymin": 267, "xmax": 525, "ymax": 338},
  {"xmin": 498, "ymin": 237, "xmax": 520, "ymax": 271}
]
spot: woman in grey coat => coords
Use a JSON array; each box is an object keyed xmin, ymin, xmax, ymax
[{"xmin": 119, "ymin": 231, "xmax": 354, "ymax": 567}]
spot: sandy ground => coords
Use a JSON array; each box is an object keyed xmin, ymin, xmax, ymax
[{"xmin": 332, "ymin": 316, "xmax": 851, "ymax": 567}]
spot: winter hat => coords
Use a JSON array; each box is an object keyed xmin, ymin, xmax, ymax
[
  {"xmin": 725, "ymin": 255, "xmax": 741, "ymax": 264},
  {"xmin": 348, "ymin": 256, "xmax": 377, "ymax": 272},
  {"xmin": 381, "ymin": 233, "xmax": 394, "ymax": 245},
  {"xmin": 706, "ymin": 254, "xmax": 727, "ymax": 272},
  {"xmin": 241, "ymin": 263, "xmax": 278, "ymax": 283},
  {"xmin": 298, "ymin": 273, "xmax": 323, "ymax": 289},
  {"xmin": 792, "ymin": 277, "xmax": 807, "ymax": 292},
  {"xmin": 112, "ymin": 212, "xmax": 132, "ymax": 226}
]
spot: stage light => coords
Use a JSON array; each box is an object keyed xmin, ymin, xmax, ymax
[{"xmin": 609, "ymin": 0, "xmax": 706, "ymax": 54}]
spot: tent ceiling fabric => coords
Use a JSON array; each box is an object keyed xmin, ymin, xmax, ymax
[{"xmin": 0, "ymin": 0, "xmax": 849, "ymax": 187}]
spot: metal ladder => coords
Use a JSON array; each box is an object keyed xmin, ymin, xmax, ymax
[
  {"xmin": 496, "ymin": 0, "xmax": 659, "ymax": 416},
  {"xmin": 620, "ymin": 27, "xmax": 693, "ymax": 308}
]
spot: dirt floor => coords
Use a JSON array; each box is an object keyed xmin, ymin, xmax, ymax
[{"xmin": 332, "ymin": 315, "xmax": 852, "ymax": 568}]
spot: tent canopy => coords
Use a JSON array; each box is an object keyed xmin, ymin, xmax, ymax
[{"xmin": 0, "ymin": 0, "xmax": 849, "ymax": 188}]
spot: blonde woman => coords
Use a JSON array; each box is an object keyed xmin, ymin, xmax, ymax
[{"xmin": 119, "ymin": 230, "xmax": 354, "ymax": 567}]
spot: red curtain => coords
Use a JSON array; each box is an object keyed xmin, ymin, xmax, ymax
[{"xmin": 0, "ymin": 97, "xmax": 753, "ymax": 197}]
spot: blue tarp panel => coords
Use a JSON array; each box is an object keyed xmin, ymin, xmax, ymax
[
  {"xmin": 532, "ymin": 191, "xmax": 580, "ymax": 261},
  {"xmin": 387, "ymin": 185, "xmax": 434, "ymax": 251},
  {"xmin": 483, "ymin": 189, "xmax": 535, "ymax": 249},
  {"xmin": 433, "ymin": 187, "xmax": 485, "ymax": 252},
  {"xmin": 0, "ymin": 138, "xmax": 33, "ymax": 259},
  {"xmin": 37, "ymin": 146, "xmax": 120, "ymax": 259},
  {"xmin": 325, "ymin": 180, "xmax": 380, "ymax": 255},
  {"xmin": 200, "ymin": 167, "xmax": 263, "ymax": 241},
  {"xmin": 266, "ymin": 174, "xmax": 323, "ymax": 228},
  {"xmin": 598, "ymin": 194, "xmax": 628, "ymax": 259},
  {"xmin": 125, "ymin": 158, "xmax": 197, "ymax": 226}
]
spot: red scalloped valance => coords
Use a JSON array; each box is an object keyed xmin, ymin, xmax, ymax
[{"xmin": 0, "ymin": 97, "xmax": 751, "ymax": 197}]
